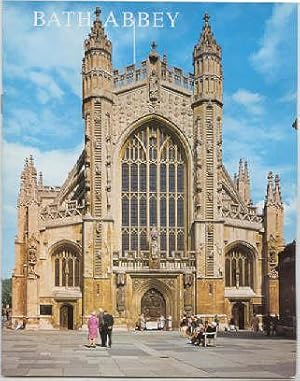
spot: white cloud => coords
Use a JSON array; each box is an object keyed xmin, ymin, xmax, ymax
[
  {"xmin": 250, "ymin": 3, "xmax": 296, "ymax": 79},
  {"xmin": 29, "ymin": 71, "xmax": 64, "ymax": 101},
  {"xmin": 278, "ymin": 91, "xmax": 297, "ymax": 104},
  {"xmin": 231, "ymin": 89, "xmax": 265, "ymax": 115},
  {"xmin": 5, "ymin": 107, "xmax": 81, "ymax": 141},
  {"xmin": 4, "ymin": 6, "xmax": 87, "ymax": 98}
]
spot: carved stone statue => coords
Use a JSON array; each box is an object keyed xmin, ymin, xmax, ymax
[
  {"xmin": 27, "ymin": 235, "xmax": 38, "ymax": 277},
  {"xmin": 184, "ymin": 273, "xmax": 193, "ymax": 288},
  {"xmin": 116, "ymin": 287, "xmax": 125, "ymax": 312},
  {"xmin": 149, "ymin": 69, "xmax": 159, "ymax": 101},
  {"xmin": 116, "ymin": 272, "xmax": 126, "ymax": 287},
  {"xmin": 150, "ymin": 229, "xmax": 159, "ymax": 259}
]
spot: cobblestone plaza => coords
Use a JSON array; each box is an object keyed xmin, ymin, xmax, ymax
[{"xmin": 1, "ymin": 329, "xmax": 296, "ymax": 379}]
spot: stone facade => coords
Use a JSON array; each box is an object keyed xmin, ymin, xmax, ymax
[{"xmin": 12, "ymin": 10, "xmax": 285, "ymax": 330}]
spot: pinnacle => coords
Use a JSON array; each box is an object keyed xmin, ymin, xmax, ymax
[
  {"xmin": 203, "ymin": 12, "xmax": 210, "ymax": 27},
  {"xmin": 95, "ymin": 7, "xmax": 101, "ymax": 21}
]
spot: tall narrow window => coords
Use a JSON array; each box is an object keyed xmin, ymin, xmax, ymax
[
  {"xmin": 121, "ymin": 124, "xmax": 186, "ymax": 255},
  {"xmin": 55, "ymin": 258, "xmax": 60, "ymax": 286}
]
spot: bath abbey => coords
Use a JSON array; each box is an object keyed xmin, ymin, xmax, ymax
[{"xmin": 12, "ymin": 9, "xmax": 284, "ymax": 330}]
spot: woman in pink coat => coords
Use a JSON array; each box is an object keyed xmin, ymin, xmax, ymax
[{"xmin": 87, "ymin": 311, "xmax": 99, "ymax": 348}]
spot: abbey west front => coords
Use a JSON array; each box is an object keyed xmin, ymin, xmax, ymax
[{"xmin": 12, "ymin": 9, "xmax": 284, "ymax": 330}]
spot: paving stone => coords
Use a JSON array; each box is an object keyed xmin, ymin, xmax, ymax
[{"xmin": 1, "ymin": 329, "xmax": 296, "ymax": 378}]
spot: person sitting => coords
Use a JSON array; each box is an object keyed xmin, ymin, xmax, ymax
[
  {"xmin": 191, "ymin": 321, "xmax": 205, "ymax": 346},
  {"xmin": 229, "ymin": 317, "xmax": 238, "ymax": 332}
]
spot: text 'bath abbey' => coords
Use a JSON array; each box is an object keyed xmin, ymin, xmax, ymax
[{"xmin": 12, "ymin": 9, "xmax": 284, "ymax": 330}]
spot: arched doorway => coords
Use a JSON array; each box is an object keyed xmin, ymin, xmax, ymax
[
  {"xmin": 232, "ymin": 302, "xmax": 245, "ymax": 330},
  {"xmin": 60, "ymin": 304, "xmax": 73, "ymax": 330},
  {"xmin": 141, "ymin": 288, "xmax": 166, "ymax": 320}
]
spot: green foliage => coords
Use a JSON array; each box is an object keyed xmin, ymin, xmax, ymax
[{"xmin": 2, "ymin": 278, "xmax": 12, "ymax": 307}]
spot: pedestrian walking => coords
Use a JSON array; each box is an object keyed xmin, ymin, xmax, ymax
[
  {"xmin": 103, "ymin": 311, "xmax": 114, "ymax": 348},
  {"xmin": 87, "ymin": 311, "xmax": 99, "ymax": 348}
]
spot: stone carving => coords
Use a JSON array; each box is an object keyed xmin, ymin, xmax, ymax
[
  {"xmin": 184, "ymin": 273, "xmax": 193, "ymax": 288},
  {"xmin": 116, "ymin": 272, "xmax": 126, "ymax": 313},
  {"xmin": 149, "ymin": 68, "xmax": 159, "ymax": 102},
  {"xmin": 116, "ymin": 272, "xmax": 126, "ymax": 287},
  {"xmin": 27, "ymin": 235, "xmax": 38, "ymax": 277},
  {"xmin": 150, "ymin": 229, "xmax": 159, "ymax": 259},
  {"xmin": 113, "ymin": 86, "xmax": 193, "ymax": 148},
  {"xmin": 215, "ymin": 243, "xmax": 223, "ymax": 256},
  {"xmin": 116, "ymin": 287, "xmax": 125, "ymax": 312},
  {"xmin": 268, "ymin": 268, "xmax": 278, "ymax": 279},
  {"xmin": 207, "ymin": 191, "xmax": 213, "ymax": 202},
  {"xmin": 183, "ymin": 273, "xmax": 193, "ymax": 313},
  {"xmin": 207, "ymin": 223, "xmax": 213, "ymax": 234},
  {"xmin": 84, "ymin": 164, "xmax": 91, "ymax": 189}
]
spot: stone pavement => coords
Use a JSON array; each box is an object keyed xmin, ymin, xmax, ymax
[{"xmin": 1, "ymin": 329, "xmax": 297, "ymax": 380}]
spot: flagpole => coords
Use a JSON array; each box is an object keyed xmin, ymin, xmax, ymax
[{"xmin": 133, "ymin": 20, "xmax": 136, "ymax": 65}]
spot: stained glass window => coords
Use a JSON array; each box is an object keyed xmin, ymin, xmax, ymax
[
  {"xmin": 53, "ymin": 247, "xmax": 80, "ymax": 288},
  {"xmin": 225, "ymin": 247, "xmax": 254, "ymax": 288},
  {"xmin": 121, "ymin": 124, "xmax": 186, "ymax": 255}
]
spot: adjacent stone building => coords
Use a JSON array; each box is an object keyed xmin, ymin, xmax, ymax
[
  {"xmin": 12, "ymin": 10, "xmax": 285, "ymax": 329},
  {"xmin": 277, "ymin": 241, "xmax": 296, "ymax": 336}
]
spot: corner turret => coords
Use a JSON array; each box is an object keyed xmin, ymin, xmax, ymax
[
  {"xmin": 193, "ymin": 13, "xmax": 223, "ymax": 105},
  {"xmin": 82, "ymin": 7, "xmax": 113, "ymax": 108}
]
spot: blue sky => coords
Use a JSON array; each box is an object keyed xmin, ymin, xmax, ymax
[{"xmin": 2, "ymin": 2, "xmax": 297, "ymax": 278}]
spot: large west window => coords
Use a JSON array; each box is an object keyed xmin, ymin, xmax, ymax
[{"xmin": 121, "ymin": 124, "xmax": 186, "ymax": 256}]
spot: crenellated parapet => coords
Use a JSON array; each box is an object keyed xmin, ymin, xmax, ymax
[{"xmin": 113, "ymin": 59, "xmax": 194, "ymax": 93}]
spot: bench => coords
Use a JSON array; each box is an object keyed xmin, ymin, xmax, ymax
[{"xmin": 203, "ymin": 331, "xmax": 217, "ymax": 347}]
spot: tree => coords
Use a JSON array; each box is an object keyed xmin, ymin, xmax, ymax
[{"xmin": 2, "ymin": 278, "xmax": 12, "ymax": 307}]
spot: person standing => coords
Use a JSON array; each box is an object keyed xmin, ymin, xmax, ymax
[
  {"xmin": 272, "ymin": 314, "xmax": 279, "ymax": 336},
  {"xmin": 139, "ymin": 313, "xmax": 146, "ymax": 331},
  {"xmin": 263, "ymin": 313, "xmax": 271, "ymax": 336},
  {"xmin": 103, "ymin": 311, "xmax": 114, "ymax": 348},
  {"xmin": 158, "ymin": 315, "xmax": 166, "ymax": 330},
  {"xmin": 166, "ymin": 315, "xmax": 172, "ymax": 331},
  {"xmin": 87, "ymin": 311, "xmax": 99, "ymax": 348},
  {"xmin": 251, "ymin": 313, "xmax": 259, "ymax": 333},
  {"xmin": 98, "ymin": 308, "xmax": 106, "ymax": 347}
]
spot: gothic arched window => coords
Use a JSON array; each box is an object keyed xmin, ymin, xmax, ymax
[
  {"xmin": 121, "ymin": 124, "xmax": 186, "ymax": 256},
  {"xmin": 53, "ymin": 245, "xmax": 81, "ymax": 288},
  {"xmin": 225, "ymin": 245, "xmax": 254, "ymax": 288}
]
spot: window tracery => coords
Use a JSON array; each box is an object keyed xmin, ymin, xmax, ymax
[
  {"xmin": 225, "ymin": 246, "xmax": 254, "ymax": 288},
  {"xmin": 53, "ymin": 246, "xmax": 81, "ymax": 287},
  {"xmin": 121, "ymin": 124, "xmax": 186, "ymax": 256}
]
